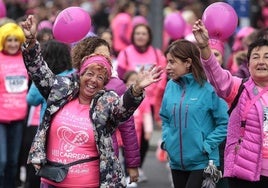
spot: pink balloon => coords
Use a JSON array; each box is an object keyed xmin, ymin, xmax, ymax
[
  {"xmin": 53, "ymin": 7, "xmax": 91, "ymax": 43},
  {"xmin": 202, "ymin": 2, "xmax": 238, "ymax": 40},
  {"xmin": 0, "ymin": 0, "xmax": 6, "ymax": 18},
  {"xmin": 132, "ymin": 16, "xmax": 148, "ymax": 27},
  {"xmin": 164, "ymin": 12, "xmax": 186, "ymax": 40}
]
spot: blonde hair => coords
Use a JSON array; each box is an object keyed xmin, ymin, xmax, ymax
[{"xmin": 0, "ymin": 22, "xmax": 25, "ymax": 51}]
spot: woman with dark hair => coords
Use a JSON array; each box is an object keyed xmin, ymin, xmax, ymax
[
  {"xmin": 193, "ymin": 18, "xmax": 268, "ymax": 188},
  {"xmin": 160, "ymin": 39, "xmax": 228, "ymax": 188}
]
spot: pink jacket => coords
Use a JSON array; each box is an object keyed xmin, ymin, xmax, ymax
[
  {"xmin": 202, "ymin": 54, "xmax": 264, "ymax": 181},
  {"xmin": 106, "ymin": 76, "xmax": 140, "ymax": 168},
  {"xmin": 110, "ymin": 13, "xmax": 133, "ymax": 52}
]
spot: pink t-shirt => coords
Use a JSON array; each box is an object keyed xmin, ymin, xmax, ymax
[
  {"xmin": 44, "ymin": 98, "xmax": 99, "ymax": 187},
  {"xmin": 0, "ymin": 52, "xmax": 28, "ymax": 122},
  {"xmin": 117, "ymin": 45, "xmax": 167, "ymax": 107}
]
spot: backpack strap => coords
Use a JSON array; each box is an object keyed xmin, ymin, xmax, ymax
[
  {"xmin": 124, "ymin": 50, "xmax": 129, "ymax": 66},
  {"xmin": 153, "ymin": 47, "xmax": 159, "ymax": 65},
  {"xmin": 227, "ymin": 77, "xmax": 249, "ymax": 115}
]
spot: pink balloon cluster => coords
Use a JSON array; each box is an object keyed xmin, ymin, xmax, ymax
[
  {"xmin": 53, "ymin": 7, "xmax": 91, "ymax": 43},
  {"xmin": 202, "ymin": 2, "xmax": 238, "ymax": 41},
  {"xmin": 164, "ymin": 12, "xmax": 186, "ymax": 40}
]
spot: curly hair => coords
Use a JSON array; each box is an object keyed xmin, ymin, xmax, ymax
[{"xmin": 71, "ymin": 36, "xmax": 111, "ymax": 71}]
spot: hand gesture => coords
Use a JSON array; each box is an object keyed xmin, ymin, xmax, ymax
[
  {"xmin": 192, "ymin": 19, "xmax": 210, "ymax": 48},
  {"xmin": 134, "ymin": 65, "xmax": 163, "ymax": 93},
  {"xmin": 20, "ymin": 15, "xmax": 38, "ymax": 39}
]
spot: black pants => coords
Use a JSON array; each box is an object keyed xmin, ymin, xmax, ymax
[
  {"xmin": 23, "ymin": 126, "xmax": 40, "ymax": 188},
  {"xmin": 228, "ymin": 176, "xmax": 268, "ymax": 188},
  {"xmin": 171, "ymin": 169, "xmax": 203, "ymax": 188},
  {"xmin": 140, "ymin": 127, "xmax": 149, "ymax": 167}
]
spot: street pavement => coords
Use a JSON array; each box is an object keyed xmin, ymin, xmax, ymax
[{"xmin": 135, "ymin": 129, "xmax": 173, "ymax": 188}]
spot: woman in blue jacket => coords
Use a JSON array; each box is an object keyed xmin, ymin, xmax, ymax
[{"xmin": 160, "ymin": 39, "xmax": 228, "ymax": 188}]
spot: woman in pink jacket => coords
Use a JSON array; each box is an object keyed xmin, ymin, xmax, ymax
[{"xmin": 193, "ymin": 19, "xmax": 268, "ymax": 188}]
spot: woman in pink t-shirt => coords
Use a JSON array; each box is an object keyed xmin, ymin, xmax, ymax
[
  {"xmin": 21, "ymin": 15, "xmax": 163, "ymax": 188},
  {"xmin": 117, "ymin": 23, "xmax": 167, "ymax": 126},
  {"xmin": 0, "ymin": 22, "xmax": 28, "ymax": 188}
]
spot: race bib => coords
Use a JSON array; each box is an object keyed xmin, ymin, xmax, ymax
[{"xmin": 5, "ymin": 75, "xmax": 28, "ymax": 93}]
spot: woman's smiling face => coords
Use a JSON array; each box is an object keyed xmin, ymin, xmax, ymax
[
  {"xmin": 3, "ymin": 36, "xmax": 21, "ymax": 55},
  {"xmin": 79, "ymin": 64, "xmax": 107, "ymax": 103}
]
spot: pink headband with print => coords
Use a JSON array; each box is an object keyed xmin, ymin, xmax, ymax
[
  {"xmin": 209, "ymin": 39, "xmax": 224, "ymax": 56},
  {"xmin": 79, "ymin": 55, "xmax": 112, "ymax": 79}
]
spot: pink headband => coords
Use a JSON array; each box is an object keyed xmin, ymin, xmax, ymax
[{"xmin": 79, "ymin": 55, "xmax": 112, "ymax": 79}]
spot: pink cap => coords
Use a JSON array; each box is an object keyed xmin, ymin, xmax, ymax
[
  {"xmin": 209, "ymin": 39, "xmax": 224, "ymax": 56},
  {"xmin": 80, "ymin": 55, "xmax": 112, "ymax": 79}
]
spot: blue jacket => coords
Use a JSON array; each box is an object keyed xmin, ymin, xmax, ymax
[{"xmin": 160, "ymin": 73, "xmax": 228, "ymax": 170}]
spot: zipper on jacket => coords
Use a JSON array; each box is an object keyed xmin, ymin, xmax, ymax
[
  {"xmin": 173, "ymin": 104, "xmax": 177, "ymax": 127},
  {"xmin": 184, "ymin": 105, "xmax": 188, "ymax": 128},
  {"xmin": 179, "ymin": 86, "xmax": 186, "ymax": 169}
]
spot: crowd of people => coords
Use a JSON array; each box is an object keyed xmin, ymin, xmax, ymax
[{"xmin": 1, "ymin": 0, "xmax": 268, "ymax": 188}]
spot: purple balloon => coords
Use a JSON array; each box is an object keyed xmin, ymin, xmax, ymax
[
  {"xmin": 164, "ymin": 12, "xmax": 186, "ymax": 40},
  {"xmin": 202, "ymin": 2, "xmax": 238, "ymax": 40},
  {"xmin": 53, "ymin": 7, "xmax": 91, "ymax": 44},
  {"xmin": 0, "ymin": 0, "xmax": 6, "ymax": 18}
]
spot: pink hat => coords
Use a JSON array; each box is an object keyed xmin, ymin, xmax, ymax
[
  {"xmin": 80, "ymin": 54, "xmax": 112, "ymax": 79},
  {"xmin": 232, "ymin": 26, "xmax": 255, "ymax": 52},
  {"xmin": 37, "ymin": 20, "xmax": 53, "ymax": 31},
  {"xmin": 209, "ymin": 39, "xmax": 224, "ymax": 56},
  {"xmin": 132, "ymin": 16, "xmax": 148, "ymax": 27}
]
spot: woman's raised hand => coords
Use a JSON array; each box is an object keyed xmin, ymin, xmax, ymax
[
  {"xmin": 20, "ymin": 15, "xmax": 38, "ymax": 39},
  {"xmin": 134, "ymin": 65, "xmax": 163, "ymax": 92},
  {"xmin": 192, "ymin": 19, "xmax": 210, "ymax": 48}
]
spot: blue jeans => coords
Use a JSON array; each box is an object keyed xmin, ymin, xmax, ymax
[{"xmin": 0, "ymin": 121, "xmax": 24, "ymax": 188}]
